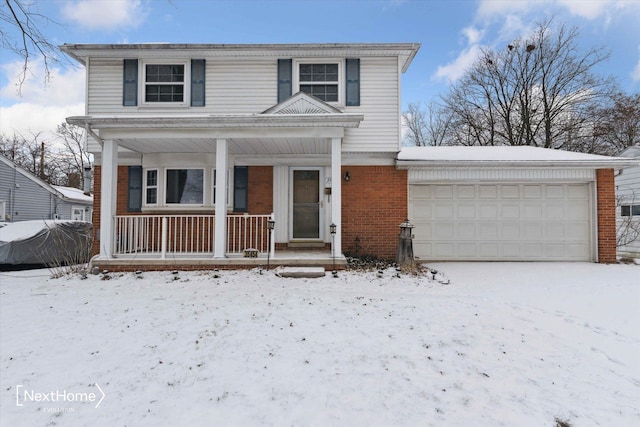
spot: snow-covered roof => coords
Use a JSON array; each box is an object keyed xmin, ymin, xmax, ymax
[
  {"xmin": 397, "ymin": 146, "xmax": 640, "ymax": 169},
  {"xmin": 52, "ymin": 186, "xmax": 93, "ymax": 203},
  {"xmin": 1, "ymin": 155, "xmax": 93, "ymax": 203},
  {"xmin": 618, "ymin": 146, "xmax": 640, "ymax": 159}
]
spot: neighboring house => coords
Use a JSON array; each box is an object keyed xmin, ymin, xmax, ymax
[
  {"xmin": 60, "ymin": 42, "xmax": 637, "ymax": 271},
  {"xmin": 616, "ymin": 146, "xmax": 640, "ymax": 258},
  {"xmin": 0, "ymin": 155, "xmax": 93, "ymax": 223}
]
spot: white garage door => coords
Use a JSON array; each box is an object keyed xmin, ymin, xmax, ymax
[{"xmin": 409, "ymin": 184, "xmax": 592, "ymax": 261}]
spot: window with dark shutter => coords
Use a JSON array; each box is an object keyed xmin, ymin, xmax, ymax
[
  {"xmin": 127, "ymin": 166, "xmax": 142, "ymax": 211},
  {"xmin": 345, "ymin": 58, "xmax": 360, "ymax": 106},
  {"xmin": 277, "ymin": 59, "xmax": 292, "ymax": 103},
  {"xmin": 233, "ymin": 166, "xmax": 248, "ymax": 212},
  {"xmin": 191, "ymin": 59, "xmax": 206, "ymax": 107},
  {"xmin": 123, "ymin": 59, "xmax": 138, "ymax": 106}
]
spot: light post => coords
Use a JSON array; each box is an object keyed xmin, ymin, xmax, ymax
[
  {"xmin": 267, "ymin": 218, "xmax": 275, "ymax": 270},
  {"xmin": 330, "ymin": 222, "xmax": 337, "ymax": 277}
]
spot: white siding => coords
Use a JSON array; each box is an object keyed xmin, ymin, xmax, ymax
[
  {"xmin": 616, "ymin": 164, "xmax": 640, "ymax": 257},
  {"xmin": 86, "ymin": 56, "xmax": 402, "ymax": 154},
  {"xmin": 343, "ymin": 57, "xmax": 399, "ymax": 153},
  {"xmin": 87, "ymin": 59, "xmax": 126, "ymax": 115}
]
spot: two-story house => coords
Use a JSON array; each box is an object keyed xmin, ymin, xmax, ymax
[{"xmin": 61, "ymin": 42, "xmax": 637, "ymax": 271}]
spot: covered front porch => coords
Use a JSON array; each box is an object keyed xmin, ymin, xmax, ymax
[
  {"xmin": 105, "ymin": 212, "xmax": 344, "ymax": 270},
  {"xmin": 69, "ymin": 93, "xmax": 362, "ymax": 270}
]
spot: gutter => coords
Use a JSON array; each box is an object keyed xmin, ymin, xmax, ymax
[{"xmin": 395, "ymin": 159, "xmax": 640, "ymax": 170}]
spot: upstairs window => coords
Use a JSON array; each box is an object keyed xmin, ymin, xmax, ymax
[
  {"xmin": 144, "ymin": 64, "xmax": 185, "ymax": 103},
  {"xmin": 299, "ymin": 63, "xmax": 339, "ymax": 102},
  {"xmin": 123, "ymin": 59, "xmax": 205, "ymax": 107}
]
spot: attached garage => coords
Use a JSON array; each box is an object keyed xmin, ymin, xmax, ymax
[
  {"xmin": 397, "ymin": 146, "xmax": 639, "ymax": 263},
  {"xmin": 408, "ymin": 183, "xmax": 592, "ymax": 261}
]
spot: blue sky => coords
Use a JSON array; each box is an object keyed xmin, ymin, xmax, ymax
[{"xmin": 1, "ymin": 0, "xmax": 639, "ymax": 138}]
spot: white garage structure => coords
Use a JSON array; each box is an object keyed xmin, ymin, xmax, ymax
[{"xmin": 397, "ymin": 146, "xmax": 638, "ymax": 262}]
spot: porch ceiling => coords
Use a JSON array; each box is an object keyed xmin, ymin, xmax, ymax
[{"xmin": 115, "ymin": 136, "xmax": 331, "ymax": 155}]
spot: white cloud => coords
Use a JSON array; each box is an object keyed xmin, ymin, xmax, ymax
[
  {"xmin": 62, "ymin": 0, "xmax": 146, "ymax": 30},
  {"xmin": 1, "ymin": 60, "xmax": 85, "ymax": 138},
  {"xmin": 462, "ymin": 26, "xmax": 484, "ymax": 45},
  {"xmin": 632, "ymin": 46, "xmax": 640, "ymax": 82},
  {"xmin": 433, "ymin": 44, "xmax": 484, "ymax": 83},
  {"xmin": 476, "ymin": 0, "xmax": 531, "ymax": 19}
]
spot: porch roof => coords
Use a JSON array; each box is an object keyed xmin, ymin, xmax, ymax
[{"xmin": 67, "ymin": 93, "xmax": 364, "ymax": 156}]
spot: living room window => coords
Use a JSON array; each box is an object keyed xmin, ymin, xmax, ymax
[
  {"xmin": 144, "ymin": 64, "xmax": 186, "ymax": 103},
  {"xmin": 165, "ymin": 168, "xmax": 204, "ymax": 205}
]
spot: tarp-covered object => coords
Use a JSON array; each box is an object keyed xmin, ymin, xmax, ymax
[{"xmin": 0, "ymin": 220, "xmax": 92, "ymax": 268}]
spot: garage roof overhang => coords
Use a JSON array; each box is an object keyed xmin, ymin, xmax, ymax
[{"xmin": 396, "ymin": 146, "xmax": 640, "ymax": 170}]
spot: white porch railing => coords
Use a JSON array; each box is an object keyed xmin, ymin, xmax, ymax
[{"xmin": 114, "ymin": 214, "xmax": 272, "ymax": 257}]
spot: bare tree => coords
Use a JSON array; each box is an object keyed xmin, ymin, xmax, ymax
[
  {"xmin": 0, "ymin": 0, "xmax": 64, "ymax": 90},
  {"xmin": 440, "ymin": 18, "xmax": 614, "ymax": 149},
  {"xmin": 0, "ymin": 130, "xmax": 87, "ymax": 187},
  {"xmin": 594, "ymin": 92, "xmax": 640, "ymax": 155},
  {"xmin": 402, "ymin": 101, "xmax": 453, "ymax": 146},
  {"xmin": 56, "ymin": 123, "xmax": 92, "ymax": 190}
]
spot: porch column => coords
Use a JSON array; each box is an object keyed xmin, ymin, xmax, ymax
[
  {"xmin": 331, "ymin": 137, "xmax": 343, "ymax": 256},
  {"xmin": 100, "ymin": 139, "xmax": 118, "ymax": 258},
  {"xmin": 213, "ymin": 138, "xmax": 228, "ymax": 258}
]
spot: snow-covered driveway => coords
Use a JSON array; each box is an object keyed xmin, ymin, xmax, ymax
[{"xmin": 1, "ymin": 262, "xmax": 638, "ymax": 426}]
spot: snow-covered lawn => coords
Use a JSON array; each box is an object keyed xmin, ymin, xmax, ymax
[{"xmin": 1, "ymin": 262, "xmax": 638, "ymax": 426}]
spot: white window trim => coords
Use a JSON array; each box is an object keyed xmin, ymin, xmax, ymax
[
  {"xmin": 71, "ymin": 206, "xmax": 86, "ymax": 221},
  {"xmin": 144, "ymin": 168, "xmax": 159, "ymax": 207},
  {"xmin": 293, "ymin": 58, "xmax": 344, "ymax": 106},
  {"xmin": 140, "ymin": 60, "xmax": 190, "ymax": 107}
]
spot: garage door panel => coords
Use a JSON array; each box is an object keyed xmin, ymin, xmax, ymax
[
  {"xmin": 479, "ymin": 204, "xmax": 499, "ymax": 219},
  {"xmin": 501, "ymin": 223, "xmax": 520, "ymax": 240},
  {"xmin": 457, "ymin": 185, "xmax": 475, "ymax": 198},
  {"xmin": 457, "ymin": 204, "xmax": 476, "ymax": 219},
  {"xmin": 434, "ymin": 223, "xmax": 454, "ymax": 239},
  {"xmin": 502, "ymin": 204, "xmax": 520, "ymax": 219},
  {"xmin": 435, "ymin": 204, "xmax": 454, "ymax": 219},
  {"xmin": 458, "ymin": 223, "xmax": 476, "ymax": 239},
  {"xmin": 410, "ymin": 183, "xmax": 592, "ymax": 261},
  {"xmin": 478, "ymin": 223, "xmax": 498, "ymax": 239},
  {"xmin": 523, "ymin": 223, "xmax": 543, "ymax": 240},
  {"xmin": 435, "ymin": 185, "xmax": 454, "ymax": 198}
]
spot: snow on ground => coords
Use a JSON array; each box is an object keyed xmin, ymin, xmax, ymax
[{"xmin": 0, "ymin": 262, "xmax": 638, "ymax": 427}]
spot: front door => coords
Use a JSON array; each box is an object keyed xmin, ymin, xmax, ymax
[{"xmin": 291, "ymin": 169, "xmax": 321, "ymax": 239}]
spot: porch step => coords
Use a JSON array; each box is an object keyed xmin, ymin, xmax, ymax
[{"xmin": 276, "ymin": 267, "xmax": 326, "ymax": 278}]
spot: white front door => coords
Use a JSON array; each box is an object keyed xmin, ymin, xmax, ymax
[{"xmin": 290, "ymin": 168, "xmax": 323, "ymax": 240}]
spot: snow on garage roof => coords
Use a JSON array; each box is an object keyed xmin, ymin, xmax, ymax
[{"xmin": 396, "ymin": 146, "xmax": 640, "ymax": 169}]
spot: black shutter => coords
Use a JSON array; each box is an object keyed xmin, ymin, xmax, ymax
[
  {"xmin": 123, "ymin": 59, "xmax": 138, "ymax": 106},
  {"xmin": 345, "ymin": 58, "xmax": 360, "ymax": 106},
  {"xmin": 127, "ymin": 166, "xmax": 142, "ymax": 211},
  {"xmin": 191, "ymin": 59, "xmax": 206, "ymax": 107},
  {"xmin": 233, "ymin": 166, "xmax": 248, "ymax": 212},
  {"xmin": 277, "ymin": 59, "xmax": 292, "ymax": 102}
]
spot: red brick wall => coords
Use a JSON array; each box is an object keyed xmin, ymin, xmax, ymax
[
  {"xmin": 341, "ymin": 166, "xmax": 408, "ymax": 260},
  {"xmin": 596, "ymin": 168, "xmax": 617, "ymax": 263}
]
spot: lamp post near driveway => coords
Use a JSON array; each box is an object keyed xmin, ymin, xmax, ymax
[
  {"xmin": 330, "ymin": 222, "xmax": 337, "ymax": 277},
  {"xmin": 267, "ymin": 218, "xmax": 275, "ymax": 270}
]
